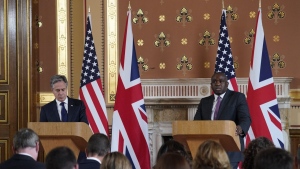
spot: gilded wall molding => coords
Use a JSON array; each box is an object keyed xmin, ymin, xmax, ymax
[
  {"xmin": 290, "ymin": 89, "xmax": 300, "ymax": 101},
  {"xmin": 106, "ymin": 0, "xmax": 118, "ymax": 104},
  {"xmin": 56, "ymin": 0, "xmax": 69, "ymax": 79},
  {"xmin": 0, "ymin": 140, "xmax": 8, "ymax": 160},
  {"xmin": 0, "ymin": 92, "xmax": 8, "ymax": 122},
  {"xmin": 0, "ymin": 0, "xmax": 7, "ymax": 83},
  {"xmin": 38, "ymin": 92, "xmax": 54, "ymax": 105}
]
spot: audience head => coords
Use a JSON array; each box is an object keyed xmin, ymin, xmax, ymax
[
  {"xmin": 100, "ymin": 152, "xmax": 132, "ymax": 169},
  {"xmin": 156, "ymin": 139, "xmax": 191, "ymax": 166},
  {"xmin": 50, "ymin": 75, "xmax": 68, "ymax": 102},
  {"xmin": 154, "ymin": 152, "xmax": 190, "ymax": 169},
  {"xmin": 242, "ymin": 136, "xmax": 275, "ymax": 169},
  {"xmin": 13, "ymin": 128, "xmax": 40, "ymax": 160},
  {"xmin": 45, "ymin": 146, "xmax": 78, "ymax": 169},
  {"xmin": 193, "ymin": 140, "xmax": 230, "ymax": 169},
  {"xmin": 254, "ymin": 147, "xmax": 293, "ymax": 169},
  {"xmin": 86, "ymin": 133, "xmax": 110, "ymax": 159}
]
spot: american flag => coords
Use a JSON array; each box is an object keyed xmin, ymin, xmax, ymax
[
  {"xmin": 245, "ymin": 8, "xmax": 284, "ymax": 148},
  {"xmin": 215, "ymin": 9, "xmax": 238, "ymax": 91},
  {"xmin": 111, "ymin": 10, "xmax": 150, "ymax": 169},
  {"xmin": 79, "ymin": 15, "xmax": 109, "ymax": 136}
]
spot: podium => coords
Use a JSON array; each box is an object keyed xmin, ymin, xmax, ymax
[
  {"xmin": 172, "ymin": 120, "xmax": 240, "ymax": 158},
  {"xmin": 27, "ymin": 122, "xmax": 93, "ymax": 158}
]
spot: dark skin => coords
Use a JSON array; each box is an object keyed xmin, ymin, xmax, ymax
[{"xmin": 211, "ymin": 72, "xmax": 243, "ymax": 136}]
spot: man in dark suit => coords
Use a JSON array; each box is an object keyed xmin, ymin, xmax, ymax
[
  {"xmin": 40, "ymin": 75, "xmax": 88, "ymax": 124},
  {"xmin": 194, "ymin": 72, "xmax": 251, "ymax": 169},
  {"xmin": 0, "ymin": 128, "xmax": 45, "ymax": 169},
  {"xmin": 296, "ymin": 145, "xmax": 300, "ymax": 169},
  {"xmin": 78, "ymin": 133, "xmax": 110, "ymax": 169},
  {"xmin": 45, "ymin": 146, "xmax": 78, "ymax": 169}
]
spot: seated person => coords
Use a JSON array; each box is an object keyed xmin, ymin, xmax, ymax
[
  {"xmin": 45, "ymin": 146, "xmax": 78, "ymax": 169},
  {"xmin": 193, "ymin": 140, "xmax": 231, "ymax": 169},
  {"xmin": 254, "ymin": 147, "xmax": 293, "ymax": 169},
  {"xmin": 242, "ymin": 137, "xmax": 275, "ymax": 169},
  {"xmin": 297, "ymin": 145, "xmax": 300, "ymax": 169},
  {"xmin": 156, "ymin": 139, "xmax": 191, "ymax": 167},
  {"xmin": 0, "ymin": 128, "xmax": 45, "ymax": 169},
  {"xmin": 154, "ymin": 152, "xmax": 190, "ymax": 169},
  {"xmin": 100, "ymin": 152, "xmax": 132, "ymax": 169},
  {"xmin": 78, "ymin": 133, "xmax": 110, "ymax": 169}
]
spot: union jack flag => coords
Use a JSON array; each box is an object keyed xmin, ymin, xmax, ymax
[
  {"xmin": 79, "ymin": 15, "xmax": 109, "ymax": 135},
  {"xmin": 215, "ymin": 9, "xmax": 238, "ymax": 91},
  {"xmin": 111, "ymin": 10, "xmax": 150, "ymax": 169},
  {"xmin": 245, "ymin": 8, "xmax": 284, "ymax": 148}
]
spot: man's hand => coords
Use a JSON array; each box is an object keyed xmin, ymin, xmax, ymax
[{"xmin": 235, "ymin": 125, "xmax": 244, "ymax": 136}]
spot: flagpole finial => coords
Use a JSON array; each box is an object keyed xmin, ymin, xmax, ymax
[
  {"xmin": 259, "ymin": 0, "xmax": 261, "ymax": 8},
  {"xmin": 128, "ymin": 1, "xmax": 131, "ymax": 10},
  {"xmin": 88, "ymin": 6, "xmax": 90, "ymax": 13},
  {"xmin": 222, "ymin": 0, "xmax": 225, "ymax": 9}
]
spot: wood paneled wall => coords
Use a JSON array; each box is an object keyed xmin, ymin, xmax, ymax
[{"xmin": 0, "ymin": 0, "xmax": 37, "ymax": 162}]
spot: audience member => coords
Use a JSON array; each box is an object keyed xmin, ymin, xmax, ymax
[
  {"xmin": 40, "ymin": 74, "xmax": 88, "ymax": 124},
  {"xmin": 254, "ymin": 147, "xmax": 293, "ymax": 169},
  {"xmin": 0, "ymin": 128, "xmax": 45, "ymax": 169},
  {"xmin": 100, "ymin": 152, "xmax": 132, "ymax": 169},
  {"xmin": 78, "ymin": 133, "xmax": 110, "ymax": 169},
  {"xmin": 297, "ymin": 145, "xmax": 300, "ymax": 169},
  {"xmin": 242, "ymin": 136, "xmax": 275, "ymax": 169},
  {"xmin": 45, "ymin": 146, "xmax": 78, "ymax": 169},
  {"xmin": 156, "ymin": 139, "xmax": 191, "ymax": 167},
  {"xmin": 193, "ymin": 140, "xmax": 231, "ymax": 169},
  {"xmin": 154, "ymin": 152, "xmax": 190, "ymax": 169}
]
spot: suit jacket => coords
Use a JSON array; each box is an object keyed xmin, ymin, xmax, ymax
[
  {"xmin": 0, "ymin": 154, "xmax": 45, "ymax": 169},
  {"xmin": 194, "ymin": 89, "xmax": 251, "ymax": 162},
  {"xmin": 78, "ymin": 158, "xmax": 101, "ymax": 169},
  {"xmin": 40, "ymin": 97, "xmax": 88, "ymax": 124}
]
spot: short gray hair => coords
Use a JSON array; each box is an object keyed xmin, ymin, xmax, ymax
[
  {"xmin": 13, "ymin": 128, "xmax": 39, "ymax": 151},
  {"xmin": 50, "ymin": 75, "xmax": 68, "ymax": 89}
]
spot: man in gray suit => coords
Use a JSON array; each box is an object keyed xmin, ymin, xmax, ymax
[
  {"xmin": 194, "ymin": 72, "xmax": 251, "ymax": 169},
  {"xmin": 40, "ymin": 75, "xmax": 88, "ymax": 124}
]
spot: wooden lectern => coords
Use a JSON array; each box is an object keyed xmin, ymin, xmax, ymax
[
  {"xmin": 27, "ymin": 122, "xmax": 93, "ymax": 158},
  {"xmin": 172, "ymin": 120, "xmax": 240, "ymax": 158}
]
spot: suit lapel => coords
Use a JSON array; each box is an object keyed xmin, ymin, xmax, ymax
[
  {"xmin": 216, "ymin": 89, "xmax": 231, "ymax": 119},
  {"xmin": 207, "ymin": 95, "xmax": 215, "ymax": 119},
  {"xmin": 51, "ymin": 100, "xmax": 61, "ymax": 121},
  {"xmin": 67, "ymin": 97, "xmax": 74, "ymax": 122}
]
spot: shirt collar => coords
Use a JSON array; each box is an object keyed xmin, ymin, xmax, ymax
[
  {"xmin": 87, "ymin": 157, "xmax": 101, "ymax": 164},
  {"xmin": 214, "ymin": 92, "xmax": 225, "ymax": 100},
  {"xmin": 55, "ymin": 97, "xmax": 68, "ymax": 105},
  {"xmin": 18, "ymin": 153, "xmax": 33, "ymax": 159}
]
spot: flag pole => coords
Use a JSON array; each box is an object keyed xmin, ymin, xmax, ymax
[
  {"xmin": 222, "ymin": 0, "xmax": 224, "ymax": 9},
  {"xmin": 259, "ymin": 0, "xmax": 261, "ymax": 8},
  {"xmin": 128, "ymin": 1, "xmax": 131, "ymax": 10},
  {"xmin": 88, "ymin": 6, "xmax": 92, "ymax": 29}
]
